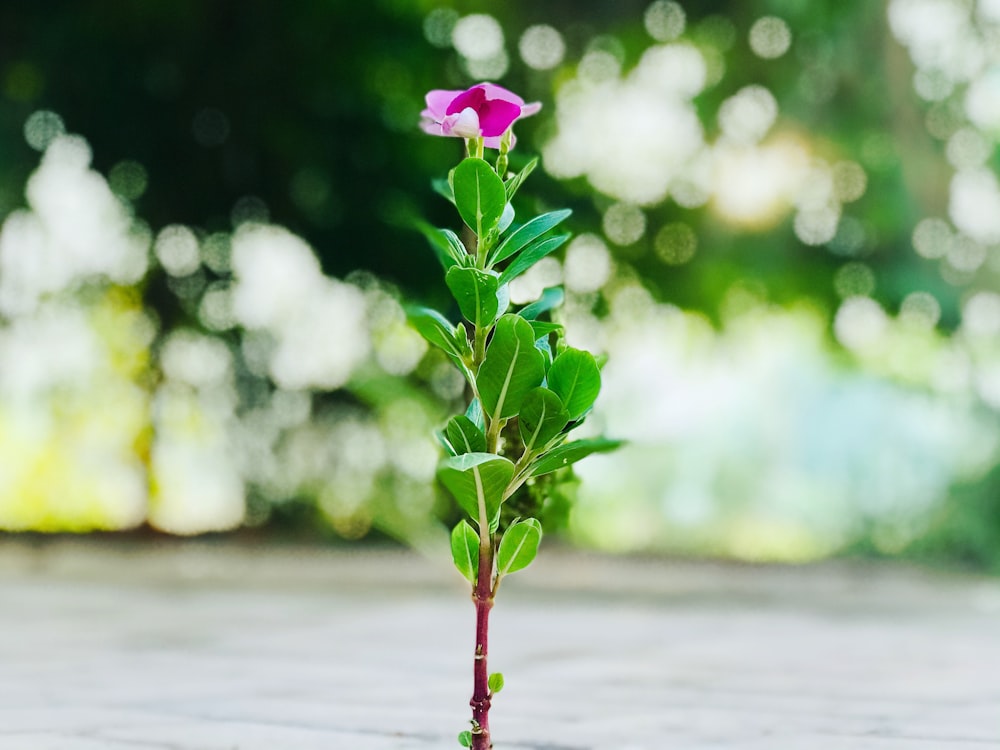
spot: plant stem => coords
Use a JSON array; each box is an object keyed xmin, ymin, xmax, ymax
[
  {"xmin": 474, "ymin": 324, "xmax": 487, "ymax": 364},
  {"xmin": 470, "ymin": 277, "xmax": 496, "ymax": 747},
  {"xmin": 470, "ymin": 538, "xmax": 494, "ymax": 749}
]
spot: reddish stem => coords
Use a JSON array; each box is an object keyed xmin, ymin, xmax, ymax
[{"xmin": 470, "ymin": 541, "xmax": 494, "ymax": 749}]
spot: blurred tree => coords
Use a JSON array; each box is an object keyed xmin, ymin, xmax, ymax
[
  {"xmin": 0, "ymin": 0, "xmax": 958, "ymax": 321},
  {"xmin": 2, "ymin": 0, "xmax": 998, "ymax": 566}
]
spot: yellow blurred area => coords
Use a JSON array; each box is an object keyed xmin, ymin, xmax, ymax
[{"xmin": 0, "ymin": 288, "xmax": 151, "ymax": 531}]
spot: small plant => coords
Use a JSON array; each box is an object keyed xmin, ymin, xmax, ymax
[{"xmin": 410, "ymin": 82, "xmax": 620, "ymax": 749}]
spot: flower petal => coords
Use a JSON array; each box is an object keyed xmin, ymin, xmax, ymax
[
  {"xmin": 420, "ymin": 118, "xmax": 447, "ymax": 137},
  {"xmin": 442, "ymin": 108, "xmax": 481, "ymax": 138},
  {"xmin": 519, "ymin": 101, "xmax": 542, "ymax": 117},
  {"xmin": 420, "ymin": 83, "xmax": 538, "ymax": 145},
  {"xmin": 477, "ymin": 99, "xmax": 522, "ymax": 137},
  {"xmin": 424, "ymin": 89, "xmax": 465, "ymax": 119},
  {"xmin": 483, "ymin": 133, "xmax": 514, "ymax": 150},
  {"xmin": 476, "ymin": 82, "xmax": 526, "ymax": 107},
  {"xmin": 446, "ymin": 86, "xmax": 487, "ymax": 116}
]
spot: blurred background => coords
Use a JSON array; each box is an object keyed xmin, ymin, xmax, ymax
[{"xmin": 0, "ymin": 0, "xmax": 998, "ymax": 571}]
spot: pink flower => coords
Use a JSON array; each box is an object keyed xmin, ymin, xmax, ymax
[{"xmin": 420, "ymin": 83, "xmax": 541, "ymax": 149}]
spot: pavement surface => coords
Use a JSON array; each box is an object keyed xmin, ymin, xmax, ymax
[{"xmin": 1, "ymin": 538, "xmax": 999, "ymax": 749}]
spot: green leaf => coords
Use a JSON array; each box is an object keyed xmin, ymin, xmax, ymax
[
  {"xmin": 453, "ymin": 157, "xmax": 507, "ymax": 239},
  {"xmin": 491, "ymin": 209, "xmax": 572, "ymax": 265},
  {"xmin": 439, "ymin": 229, "xmax": 471, "ymax": 266},
  {"xmin": 405, "ymin": 305, "xmax": 462, "ymax": 356},
  {"xmin": 413, "ymin": 221, "xmax": 468, "ymax": 270},
  {"xmin": 458, "ymin": 730, "xmax": 472, "ymax": 748},
  {"xmin": 406, "ymin": 305, "xmax": 473, "ymax": 379},
  {"xmin": 450, "ymin": 520, "xmax": 479, "ymax": 585},
  {"xmin": 495, "ymin": 283, "xmax": 511, "ymax": 321},
  {"xmin": 477, "ymin": 315, "xmax": 545, "ymax": 419},
  {"xmin": 498, "ymin": 202, "xmax": 515, "ymax": 234},
  {"xmin": 436, "ymin": 428, "xmax": 457, "ymax": 456},
  {"xmin": 433, "ymin": 177, "xmax": 455, "ymax": 205},
  {"xmin": 504, "ymin": 157, "xmax": 538, "ymax": 202},
  {"xmin": 519, "ymin": 286, "xmax": 564, "ymax": 320},
  {"xmin": 528, "ymin": 321, "xmax": 562, "ymax": 340},
  {"xmin": 547, "ymin": 348, "xmax": 602, "ymax": 420},
  {"xmin": 536, "ymin": 334, "xmax": 553, "ymax": 370},
  {"xmin": 497, "ymin": 518, "xmax": 542, "ymax": 576},
  {"xmin": 465, "ymin": 398, "xmax": 485, "ymax": 432},
  {"xmin": 529, "ymin": 438, "xmax": 624, "ymax": 477},
  {"xmin": 446, "ymin": 415, "xmax": 487, "ymax": 455},
  {"xmin": 519, "ymin": 387, "xmax": 570, "ymax": 451},
  {"xmin": 488, "ymin": 672, "xmax": 505, "ymax": 694},
  {"xmin": 438, "ymin": 453, "xmax": 516, "ymax": 526},
  {"xmin": 498, "ymin": 234, "xmax": 570, "ymax": 286},
  {"xmin": 446, "ymin": 267, "xmax": 500, "ymax": 329},
  {"xmin": 455, "ymin": 324, "xmax": 474, "ymax": 358}
]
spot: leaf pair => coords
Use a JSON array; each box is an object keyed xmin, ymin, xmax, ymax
[
  {"xmin": 477, "ymin": 315, "xmax": 545, "ymax": 420},
  {"xmin": 520, "ymin": 349, "xmax": 616, "ymax": 474},
  {"xmin": 438, "ymin": 452, "xmax": 515, "ymax": 528},
  {"xmin": 490, "ymin": 209, "xmax": 571, "ymax": 268},
  {"xmin": 452, "ymin": 158, "xmax": 571, "ymax": 280},
  {"xmin": 445, "ymin": 267, "xmax": 507, "ymax": 329},
  {"xmin": 477, "ymin": 314, "xmax": 602, "ymax": 428},
  {"xmin": 516, "ymin": 347, "xmax": 602, "ymax": 454},
  {"xmin": 451, "ymin": 517, "xmax": 542, "ymax": 584}
]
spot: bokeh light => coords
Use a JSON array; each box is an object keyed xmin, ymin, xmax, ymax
[
  {"xmin": 23, "ymin": 110, "xmax": 65, "ymax": 151},
  {"xmin": 831, "ymin": 161, "xmax": 867, "ymax": 203},
  {"xmin": 509, "ymin": 256, "xmax": 562, "ymax": 305},
  {"xmin": 519, "ymin": 25, "xmax": 565, "ymax": 71},
  {"xmin": 963, "ymin": 292, "xmax": 1000, "ymax": 337},
  {"xmin": 644, "ymin": 1, "xmax": 686, "ymax": 42},
  {"xmin": 949, "ymin": 169, "xmax": 1000, "ymax": 244},
  {"xmin": 544, "ymin": 43, "xmax": 706, "ymax": 205},
  {"xmin": 0, "ymin": 134, "xmax": 153, "ymax": 532},
  {"xmin": 912, "ymin": 217, "xmax": 952, "ymax": 259},
  {"xmin": 834, "ymin": 296, "xmax": 888, "ymax": 352},
  {"xmin": 654, "ymin": 222, "xmax": 697, "ymax": 265},
  {"xmin": 718, "ymin": 85, "xmax": 778, "ymax": 144},
  {"xmin": 900, "ymin": 291, "xmax": 942, "ymax": 329},
  {"xmin": 602, "ymin": 203, "xmax": 646, "ymax": 246},
  {"xmin": 749, "ymin": 16, "xmax": 792, "ymax": 59},
  {"xmin": 711, "ymin": 138, "xmax": 809, "ymax": 227},
  {"xmin": 108, "ymin": 160, "xmax": 149, "ymax": 201},
  {"xmin": 452, "ymin": 14, "xmax": 504, "ymax": 61},
  {"xmin": 230, "ymin": 223, "xmax": 369, "ymax": 390},
  {"xmin": 946, "ymin": 127, "xmax": 991, "ymax": 169},
  {"xmin": 155, "ymin": 225, "xmax": 200, "ymax": 277},
  {"xmin": 833, "ymin": 262, "xmax": 876, "ymax": 299},
  {"xmin": 563, "ymin": 234, "xmax": 613, "ymax": 294},
  {"xmin": 423, "ymin": 7, "xmax": 459, "ymax": 49}
]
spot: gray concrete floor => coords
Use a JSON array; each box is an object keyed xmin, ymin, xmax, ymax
[{"xmin": 1, "ymin": 539, "xmax": 999, "ymax": 749}]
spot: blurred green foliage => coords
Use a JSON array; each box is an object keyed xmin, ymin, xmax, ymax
[
  {"xmin": 1, "ymin": 0, "xmax": 998, "ymax": 568},
  {"xmin": 0, "ymin": 0, "xmax": 954, "ymax": 317}
]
